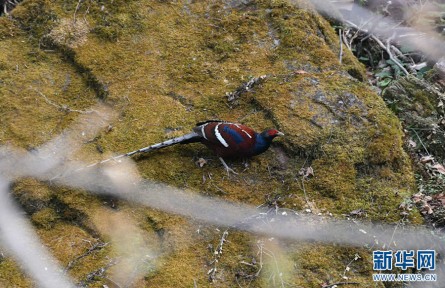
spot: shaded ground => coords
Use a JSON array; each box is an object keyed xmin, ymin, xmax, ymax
[
  {"xmin": 0, "ymin": 0, "xmax": 424, "ymax": 287},
  {"xmin": 330, "ymin": 0, "xmax": 445, "ymax": 235}
]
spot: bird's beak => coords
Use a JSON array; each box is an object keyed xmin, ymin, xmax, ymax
[{"xmin": 276, "ymin": 131, "xmax": 284, "ymax": 136}]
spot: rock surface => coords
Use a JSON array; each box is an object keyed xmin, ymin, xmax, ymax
[{"xmin": 0, "ymin": 0, "xmax": 420, "ymax": 286}]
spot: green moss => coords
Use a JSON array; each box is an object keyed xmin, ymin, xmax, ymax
[
  {"xmin": 383, "ymin": 75, "xmax": 440, "ymax": 117},
  {"xmin": 0, "ymin": 18, "xmax": 20, "ymax": 39},
  {"xmin": 0, "ymin": 0, "xmax": 421, "ymax": 286},
  {"xmin": 312, "ymin": 158, "xmax": 356, "ymax": 199},
  {"xmin": 0, "ymin": 259, "xmax": 32, "ymax": 287},
  {"xmin": 11, "ymin": 0, "xmax": 57, "ymax": 41},
  {"xmin": 292, "ymin": 244, "xmax": 380, "ymax": 287},
  {"xmin": 31, "ymin": 207, "xmax": 59, "ymax": 229},
  {"xmin": 412, "ymin": 90, "xmax": 435, "ymax": 114},
  {"xmin": 37, "ymin": 223, "xmax": 112, "ymax": 282},
  {"xmin": 92, "ymin": 25, "xmax": 120, "ymax": 42},
  {"xmin": 88, "ymin": 0, "xmax": 146, "ymax": 42},
  {"xmin": 365, "ymin": 116, "xmax": 403, "ymax": 164}
]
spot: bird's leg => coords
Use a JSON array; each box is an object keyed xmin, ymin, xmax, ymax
[
  {"xmin": 241, "ymin": 158, "xmax": 250, "ymax": 172},
  {"xmin": 219, "ymin": 157, "xmax": 238, "ymax": 175}
]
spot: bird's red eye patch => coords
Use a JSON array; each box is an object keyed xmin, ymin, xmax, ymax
[
  {"xmin": 268, "ymin": 129, "xmax": 278, "ymax": 136},
  {"xmin": 267, "ymin": 129, "xmax": 284, "ymax": 137}
]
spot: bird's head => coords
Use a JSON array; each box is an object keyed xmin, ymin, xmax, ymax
[{"xmin": 260, "ymin": 129, "xmax": 284, "ymax": 142}]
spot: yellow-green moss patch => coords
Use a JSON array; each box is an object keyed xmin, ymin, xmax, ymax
[{"xmin": 0, "ymin": 0, "xmax": 420, "ymax": 286}]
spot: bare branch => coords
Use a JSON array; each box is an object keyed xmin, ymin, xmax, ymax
[{"xmin": 32, "ymin": 87, "xmax": 95, "ymax": 114}]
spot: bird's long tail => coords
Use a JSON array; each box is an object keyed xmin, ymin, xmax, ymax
[
  {"xmin": 125, "ymin": 131, "xmax": 201, "ymax": 156},
  {"xmin": 80, "ymin": 132, "xmax": 202, "ymax": 170}
]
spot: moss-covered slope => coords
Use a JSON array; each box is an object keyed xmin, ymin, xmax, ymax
[{"xmin": 0, "ymin": 0, "xmax": 420, "ymax": 286}]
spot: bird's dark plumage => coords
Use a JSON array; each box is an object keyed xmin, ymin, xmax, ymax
[
  {"xmin": 132, "ymin": 120, "xmax": 283, "ymax": 157},
  {"xmin": 99, "ymin": 120, "xmax": 283, "ymax": 174},
  {"xmin": 191, "ymin": 120, "xmax": 283, "ymax": 158}
]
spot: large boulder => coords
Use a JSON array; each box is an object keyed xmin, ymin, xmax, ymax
[{"xmin": 0, "ymin": 0, "xmax": 419, "ymax": 286}]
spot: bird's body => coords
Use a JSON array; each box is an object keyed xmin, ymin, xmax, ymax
[
  {"xmin": 85, "ymin": 120, "xmax": 283, "ymax": 174},
  {"xmin": 135, "ymin": 120, "xmax": 283, "ymax": 157},
  {"xmin": 191, "ymin": 120, "xmax": 280, "ymax": 158}
]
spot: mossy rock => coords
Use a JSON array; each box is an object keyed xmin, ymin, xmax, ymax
[
  {"xmin": 383, "ymin": 75, "xmax": 445, "ymax": 161},
  {"xmin": 11, "ymin": 0, "xmax": 57, "ymax": 40},
  {"xmin": 0, "ymin": 0, "xmax": 421, "ymax": 286},
  {"xmin": 0, "ymin": 17, "xmax": 20, "ymax": 39}
]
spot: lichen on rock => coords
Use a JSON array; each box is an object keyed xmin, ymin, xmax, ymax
[{"xmin": 0, "ymin": 0, "xmax": 422, "ymax": 286}]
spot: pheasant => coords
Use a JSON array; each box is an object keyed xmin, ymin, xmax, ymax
[{"xmin": 87, "ymin": 120, "xmax": 284, "ymax": 174}]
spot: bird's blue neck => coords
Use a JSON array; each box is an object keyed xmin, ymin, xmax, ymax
[{"xmin": 253, "ymin": 133, "xmax": 272, "ymax": 156}]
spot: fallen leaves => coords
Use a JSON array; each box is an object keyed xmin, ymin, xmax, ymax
[
  {"xmin": 411, "ymin": 152, "xmax": 445, "ymax": 226},
  {"xmin": 348, "ymin": 209, "xmax": 366, "ymax": 218},
  {"xmin": 420, "ymin": 155, "xmax": 434, "ymax": 163},
  {"xmin": 412, "ymin": 192, "xmax": 445, "ymax": 216},
  {"xmin": 433, "ymin": 193, "xmax": 445, "ymax": 206},
  {"xmin": 196, "ymin": 158, "xmax": 208, "ymax": 168},
  {"xmin": 418, "ymin": 154, "xmax": 445, "ymax": 175},
  {"xmin": 293, "ymin": 70, "xmax": 308, "ymax": 75},
  {"xmin": 432, "ymin": 163, "xmax": 445, "ymax": 175},
  {"xmin": 298, "ymin": 166, "xmax": 314, "ymax": 179}
]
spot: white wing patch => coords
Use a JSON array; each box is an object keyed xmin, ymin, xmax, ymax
[
  {"xmin": 200, "ymin": 123, "xmax": 209, "ymax": 140},
  {"xmin": 234, "ymin": 123, "xmax": 252, "ymax": 139},
  {"xmin": 215, "ymin": 124, "xmax": 229, "ymax": 147}
]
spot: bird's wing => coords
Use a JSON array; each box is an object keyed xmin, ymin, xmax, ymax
[
  {"xmin": 195, "ymin": 119, "xmax": 226, "ymax": 126},
  {"xmin": 193, "ymin": 122, "xmax": 256, "ymax": 149}
]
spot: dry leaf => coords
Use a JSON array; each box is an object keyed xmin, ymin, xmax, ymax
[
  {"xmin": 421, "ymin": 202, "xmax": 434, "ymax": 215},
  {"xmin": 349, "ymin": 209, "xmax": 365, "ymax": 216},
  {"xmin": 305, "ymin": 166, "xmax": 314, "ymax": 178},
  {"xmin": 196, "ymin": 158, "xmax": 207, "ymax": 168},
  {"xmin": 432, "ymin": 163, "xmax": 445, "ymax": 175},
  {"xmin": 433, "ymin": 193, "xmax": 445, "ymax": 206},
  {"xmin": 420, "ymin": 155, "xmax": 434, "ymax": 163},
  {"xmin": 408, "ymin": 139, "xmax": 417, "ymax": 148},
  {"xmin": 299, "ymin": 166, "xmax": 314, "ymax": 178},
  {"xmin": 426, "ymin": 205, "xmax": 434, "ymax": 214},
  {"xmin": 412, "ymin": 195, "xmax": 422, "ymax": 203}
]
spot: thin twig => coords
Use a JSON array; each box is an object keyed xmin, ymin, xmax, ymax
[
  {"xmin": 341, "ymin": 253, "xmax": 361, "ymax": 280},
  {"xmin": 344, "ymin": 20, "xmax": 368, "ymax": 34},
  {"xmin": 301, "ymin": 178, "xmax": 310, "ymax": 207},
  {"xmin": 64, "ymin": 241, "xmax": 108, "ymax": 272},
  {"xmin": 390, "ymin": 45, "xmax": 417, "ymax": 73},
  {"xmin": 363, "ymin": 47, "xmax": 374, "ymax": 69},
  {"xmin": 83, "ymin": 2, "xmax": 90, "ymax": 23},
  {"xmin": 3, "ymin": 2, "xmax": 8, "ymax": 15},
  {"xmin": 255, "ymin": 241, "xmax": 264, "ymax": 277},
  {"xmin": 369, "ymin": 35, "xmax": 405, "ymax": 75},
  {"xmin": 390, "ymin": 45, "xmax": 410, "ymax": 63},
  {"xmin": 208, "ymin": 229, "xmax": 229, "ymax": 282},
  {"xmin": 387, "ymin": 215, "xmax": 406, "ymax": 250},
  {"xmin": 78, "ymin": 257, "xmax": 118, "ymax": 287},
  {"xmin": 339, "ymin": 28, "xmax": 343, "ymax": 64},
  {"xmin": 369, "ymin": 34, "xmax": 408, "ymax": 76},
  {"xmin": 386, "ymin": 35, "xmax": 409, "ymax": 76},
  {"xmin": 73, "ymin": 0, "xmax": 82, "ymax": 23},
  {"xmin": 323, "ymin": 282, "xmax": 360, "ymax": 288},
  {"xmin": 344, "ymin": 19, "xmax": 409, "ymax": 76},
  {"xmin": 32, "ymin": 87, "xmax": 94, "ymax": 114},
  {"xmin": 226, "ymin": 75, "xmax": 267, "ymax": 103},
  {"xmin": 341, "ymin": 30, "xmax": 351, "ymax": 51},
  {"xmin": 262, "ymin": 246, "xmax": 285, "ymax": 288},
  {"xmin": 409, "ymin": 128, "xmax": 430, "ymax": 155}
]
